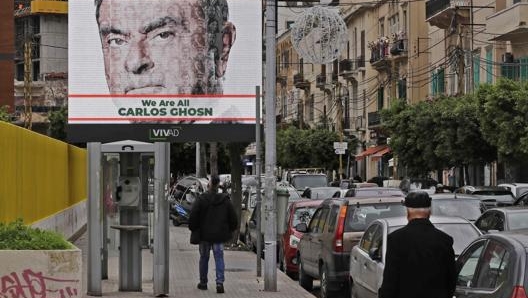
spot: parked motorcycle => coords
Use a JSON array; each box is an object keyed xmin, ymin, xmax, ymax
[{"xmin": 169, "ymin": 184, "xmax": 198, "ymax": 226}]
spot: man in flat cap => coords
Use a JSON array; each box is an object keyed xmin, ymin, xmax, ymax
[{"xmin": 379, "ymin": 191, "xmax": 457, "ymax": 298}]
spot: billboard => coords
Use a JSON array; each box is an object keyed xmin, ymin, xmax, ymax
[{"xmin": 68, "ymin": 0, "xmax": 262, "ymax": 142}]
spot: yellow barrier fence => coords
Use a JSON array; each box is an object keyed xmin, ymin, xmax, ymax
[{"xmin": 0, "ymin": 122, "xmax": 86, "ymax": 224}]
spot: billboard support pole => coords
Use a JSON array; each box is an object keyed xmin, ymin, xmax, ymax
[
  {"xmin": 255, "ymin": 86, "xmax": 262, "ymax": 277},
  {"xmin": 264, "ymin": 0, "xmax": 277, "ymax": 291}
]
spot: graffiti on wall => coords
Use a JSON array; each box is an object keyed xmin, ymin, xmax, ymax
[{"xmin": 0, "ymin": 269, "xmax": 79, "ymax": 298}]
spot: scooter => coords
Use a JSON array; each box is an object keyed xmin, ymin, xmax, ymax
[{"xmin": 169, "ymin": 185, "xmax": 197, "ymax": 226}]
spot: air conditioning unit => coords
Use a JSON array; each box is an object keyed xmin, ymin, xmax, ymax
[{"xmin": 502, "ymin": 52, "xmax": 514, "ymax": 63}]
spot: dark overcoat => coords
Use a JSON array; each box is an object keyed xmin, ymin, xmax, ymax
[
  {"xmin": 378, "ymin": 218, "xmax": 457, "ymax": 298},
  {"xmin": 189, "ymin": 191, "xmax": 238, "ymax": 243}
]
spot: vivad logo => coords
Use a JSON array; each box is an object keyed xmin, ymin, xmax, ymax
[{"xmin": 149, "ymin": 127, "xmax": 181, "ymax": 141}]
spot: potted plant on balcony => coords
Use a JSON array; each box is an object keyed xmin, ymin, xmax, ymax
[{"xmin": 0, "ymin": 219, "xmax": 82, "ymax": 297}]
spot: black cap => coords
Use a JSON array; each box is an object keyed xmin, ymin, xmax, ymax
[{"xmin": 404, "ymin": 191, "xmax": 431, "ymax": 208}]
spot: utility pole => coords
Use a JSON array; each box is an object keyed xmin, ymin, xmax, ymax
[
  {"xmin": 23, "ymin": 40, "xmax": 32, "ymax": 129},
  {"xmin": 264, "ymin": 0, "xmax": 277, "ymax": 291},
  {"xmin": 336, "ymin": 84, "xmax": 344, "ymax": 177}
]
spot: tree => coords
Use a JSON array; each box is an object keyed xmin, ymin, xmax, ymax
[
  {"xmin": 381, "ymin": 96, "xmax": 496, "ymax": 178},
  {"xmin": 277, "ymin": 125, "xmax": 346, "ymax": 171},
  {"xmin": 475, "ymin": 79, "xmax": 528, "ymax": 180},
  {"xmin": 0, "ymin": 106, "xmax": 10, "ymax": 122},
  {"xmin": 48, "ymin": 106, "xmax": 68, "ymax": 141}
]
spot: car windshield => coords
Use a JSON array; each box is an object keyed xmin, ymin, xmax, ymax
[
  {"xmin": 292, "ymin": 206, "xmax": 318, "ymax": 227},
  {"xmin": 507, "ymin": 212, "xmax": 528, "ymax": 230},
  {"xmin": 432, "ymin": 199, "xmax": 482, "ymax": 221},
  {"xmin": 291, "ymin": 175, "xmax": 327, "ymax": 189},
  {"xmin": 345, "ymin": 203, "xmax": 406, "ymax": 232},
  {"xmin": 389, "ymin": 223, "xmax": 479, "ymax": 256}
]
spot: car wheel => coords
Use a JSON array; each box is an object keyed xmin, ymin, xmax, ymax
[
  {"xmin": 298, "ymin": 258, "xmax": 313, "ymax": 291},
  {"xmin": 245, "ymin": 229, "xmax": 255, "ymax": 252},
  {"xmin": 320, "ymin": 265, "xmax": 334, "ymax": 298}
]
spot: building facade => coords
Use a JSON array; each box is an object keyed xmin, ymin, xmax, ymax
[{"xmin": 1, "ymin": 1, "xmax": 15, "ymax": 111}]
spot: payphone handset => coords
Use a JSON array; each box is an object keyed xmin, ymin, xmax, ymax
[{"xmin": 116, "ymin": 177, "xmax": 141, "ymax": 207}]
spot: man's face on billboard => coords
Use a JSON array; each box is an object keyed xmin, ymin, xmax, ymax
[{"xmin": 97, "ymin": 0, "xmax": 230, "ymax": 95}]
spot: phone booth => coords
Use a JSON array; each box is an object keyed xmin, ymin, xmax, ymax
[{"xmin": 88, "ymin": 141, "xmax": 170, "ymax": 296}]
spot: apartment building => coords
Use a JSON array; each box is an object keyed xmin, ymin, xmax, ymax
[
  {"xmin": 13, "ymin": 0, "xmax": 68, "ymax": 131},
  {"xmin": 0, "ymin": 1, "xmax": 14, "ymax": 111},
  {"xmin": 275, "ymin": 0, "xmax": 430, "ymax": 180}
]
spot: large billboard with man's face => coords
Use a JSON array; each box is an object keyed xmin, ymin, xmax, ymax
[{"xmin": 68, "ymin": 0, "xmax": 262, "ymax": 142}]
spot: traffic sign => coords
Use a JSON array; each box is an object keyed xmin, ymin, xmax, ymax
[
  {"xmin": 335, "ymin": 149, "xmax": 346, "ymax": 155},
  {"xmin": 333, "ymin": 142, "xmax": 348, "ymax": 150}
]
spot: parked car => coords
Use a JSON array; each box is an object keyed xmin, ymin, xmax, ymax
[
  {"xmin": 430, "ymin": 193, "xmax": 484, "ymax": 221},
  {"xmin": 244, "ymin": 183, "xmax": 302, "ymax": 250},
  {"xmin": 514, "ymin": 191, "xmax": 528, "ymax": 206},
  {"xmin": 454, "ymin": 230, "xmax": 528, "ymax": 297},
  {"xmin": 301, "ymin": 187, "xmax": 341, "ymax": 200},
  {"xmin": 278, "ymin": 199, "xmax": 323, "ymax": 278},
  {"xmin": 474, "ymin": 207, "xmax": 528, "ymax": 233},
  {"xmin": 344, "ymin": 187, "xmax": 405, "ymax": 198},
  {"xmin": 295, "ymin": 197, "xmax": 407, "ymax": 298},
  {"xmin": 498, "ymin": 183, "xmax": 528, "ymax": 198},
  {"xmin": 290, "ymin": 173, "xmax": 329, "ymax": 193},
  {"xmin": 454, "ymin": 186, "xmax": 515, "ymax": 210},
  {"xmin": 349, "ymin": 216, "xmax": 482, "ymax": 298}
]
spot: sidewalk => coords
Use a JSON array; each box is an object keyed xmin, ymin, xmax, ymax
[{"xmin": 75, "ymin": 226, "xmax": 315, "ymax": 298}]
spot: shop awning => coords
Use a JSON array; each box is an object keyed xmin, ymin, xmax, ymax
[
  {"xmin": 371, "ymin": 146, "xmax": 392, "ymax": 161},
  {"xmin": 355, "ymin": 145, "xmax": 388, "ymax": 161}
]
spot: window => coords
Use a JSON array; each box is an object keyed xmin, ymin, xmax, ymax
[
  {"xmin": 379, "ymin": 18, "xmax": 385, "ymax": 37},
  {"xmin": 389, "ymin": 14, "xmax": 399, "ymax": 36},
  {"xmin": 486, "ymin": 48, "xmax": 493, "ymax": 83},
  {"xmin": 315, "ymin": 208, "xmax": 330, "ymax": 233},
  {"xmin": 431, "ymin": 68, "xmax": 445, "ymax": 96},
  {"xmin": 326, "ymin": 205, "xmax": 339, "ymax": 233},
  {"xmin": 520, "ymin": 57, "xmax": 528, "ymax": 81},
  {"xmin": 308, "ymin": 208, "xmax": 323, "ymax": 232},
  {"xmin": 473, "ymin": 53, "xmax": 480, "ymax": 88},
  {"xmin": 309, "ymin": 94, "xmax": 314, "ymax": 122},
  {"xmin": 474, "ymin": 241, "xmax": 510, "ymax": 289},
  {"xmin": 359, "ymin": 224, "xmax": 379, "ymax": 252},
  {"xmin": 457, "ymin": 240, "xmax": 485, "ymax": 287},
  {"xmin": 377, "ymin": 87, "xmax": 384, "ymax": 110},
  {"xmin": 398, "ymin": 78, "xmax": 407, "ymax": 99}
]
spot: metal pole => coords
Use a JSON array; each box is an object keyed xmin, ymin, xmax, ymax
[
  {"xmin": 87, "ymin": 142, "xmax": 102, "ymax": 296},
  {"xmin": 195, "ymin": 142, "xmax": 201, "ymax": 176},
  {"xmin": 153, "ymin": 142, "xmax": 170, "ymax": 296},
  {"xmin": 255, "ymin": 86, "xmax": 263, "ymax": 277},
  {"xmin": 264, "ymin": 0, "xmax": 277, "ymax": 291}
]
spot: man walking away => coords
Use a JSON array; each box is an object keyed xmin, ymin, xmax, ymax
[
  {"xmin": 189, "ymin": 174, "xmax": 238, "ymax": 294},
  {"xmin": 379, "ymin": 191, "xmax": 457, "ymax": 298}
]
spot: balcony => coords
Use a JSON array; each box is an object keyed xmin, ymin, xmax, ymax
[
  {"xmin": 487, "ymin": 3, "xmax": 528, "ymax": 41},
  {"xmin": 339, "ymin": 58, "xmax": 364, "ymax": 79},
  {"xmin": 389, "ymin": 39, "xmax": 408, "ymax": 61},
  {"xmin": 368, "ymin": 111, "xmax": 381, "ymax": 127},
  {"xmin": 426, "ymin": 0, "xmax": 470, "ymax": 29},
  {"xmin": 369, "ymin": 39, "xmax": 392, "ymax": 71},
  {"xmin": 316, "ymin": 74, "xmax": 327, "ymax": 90},
  {"xmin": 293, "ymin": 73, "xmax": 310, "ymax": 90}
]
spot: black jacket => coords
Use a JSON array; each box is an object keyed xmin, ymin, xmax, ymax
[
  {"xmin": 189, "ymin": 191, "xmax": 238, "ymax": 243},
  {"xmin": 379, "ymin": 218, "xmax": 456, "ymax": 298}
]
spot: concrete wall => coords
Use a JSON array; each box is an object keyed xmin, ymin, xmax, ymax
[
  {"xmin": 32, "ymin": 200, "xmax": 87, "ymax": 241},
  {"xmin": 40, "ymin": 14, "xmax": 68, "ymax": 75}
]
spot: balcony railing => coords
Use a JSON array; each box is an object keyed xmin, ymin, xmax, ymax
[
  {"xmin": 426, "ymin": 0, "xmax": 451, "ymax": 19},
  {"xmin": 294, "ymin": 73, "xmax": 310, "ymax": 89}
]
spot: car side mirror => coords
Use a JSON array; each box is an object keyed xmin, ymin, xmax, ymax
[
  {"xmin": 295, "ymin": 223, "xmax": 308, "ymax": 233},
  {"xmin": 369, "ymin": 247, "xmax": 381, "ymax": 261}
]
